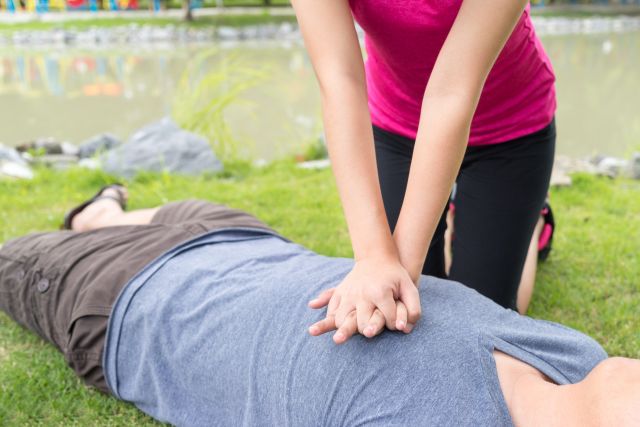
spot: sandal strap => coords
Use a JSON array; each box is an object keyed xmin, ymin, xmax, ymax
[
  {"xmin": 102, "ymin": 184, "xmax": 127, "ymax": 210},
  {"xmin": 61, "ymin": 183, "xmax": 128, "ymax": 230},
  {"xmin": 92, "ymin": 194, "xmax": 125, "ymax": 207}
]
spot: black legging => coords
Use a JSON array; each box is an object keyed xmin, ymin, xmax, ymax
[{"xmin": 374, "ymin": 119, "xmax": 556, "ymax": 309}]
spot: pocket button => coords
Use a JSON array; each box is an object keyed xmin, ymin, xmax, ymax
[{"xmin": 37, "ymin": 278, "xmax": 50, "ymax": 293}]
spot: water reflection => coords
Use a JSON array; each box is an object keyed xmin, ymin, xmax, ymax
[
  {"xmin": 541, "ymin": 31, "xmax": 640, "ymax": 157},
  {"xmin": 0, "ymin": 31, "xmax": 638, "ymax": 160}
]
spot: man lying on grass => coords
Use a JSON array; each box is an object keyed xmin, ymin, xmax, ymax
[{"xmin": 0, "ymin": 185, "xmax": 638, "ymax": 426}]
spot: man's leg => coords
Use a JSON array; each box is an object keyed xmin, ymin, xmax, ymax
[
  {"xmin": 0, "ymin": 200, "xmax": 187, "ymax": 392},
  {"xmin": 0, "ymin": 191, "xmax": 274, "ymax": 393},
  {"xmin": 71, "ymin": 187, "xmax": 273, "ymax": 234},
  {"xmin": 71, "ymin": 187, "xmax": 159, "ymax": 231}
]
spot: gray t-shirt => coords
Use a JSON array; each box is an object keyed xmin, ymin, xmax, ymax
[{"xmin": 104, "ymin": 229, "xmax": 607, "ymax": 427}]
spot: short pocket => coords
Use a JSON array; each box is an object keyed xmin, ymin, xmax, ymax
[{"xmin": 65, "ymin": 313, "xmax": 111, "ymax": 393}]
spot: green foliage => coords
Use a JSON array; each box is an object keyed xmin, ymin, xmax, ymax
[
  {"xmin": 300, "ymin": 136, "xmax": 328, "ymax": 161},
  {"xmin": 0, "ymin": 166, "xmax": 639, "ymax": 424},
  {"xmin": 172, "ymin": 50, "xmax": 268, "ymax": 163}
]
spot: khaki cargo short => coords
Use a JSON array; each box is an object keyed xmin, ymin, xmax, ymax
[{"xmin": 0, "ymin": 200, "xmax": 273, "ymax": 393}]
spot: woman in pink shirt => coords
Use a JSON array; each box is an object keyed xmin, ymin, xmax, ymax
[{"xmin": 294, "ymin": 0, "xmax": 556, "ymax": 343}]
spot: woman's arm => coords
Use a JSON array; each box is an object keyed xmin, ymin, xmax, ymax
[
  {"xmin": 393, "ymin": 0, "xmax": 530, "ymax": 281},
  {"xmin": 295, "ymin": 0, "xmax": 530, "ymax": 343},
  {"xmin": 292, "ymin": 0, "xmax": 394, "ymax": 263},
  {"xmin": 292, "ymin": 0, "xmax": 421, "ymax": 340}
]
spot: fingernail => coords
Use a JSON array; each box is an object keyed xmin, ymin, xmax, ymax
[
  {"xmin": 309, "ymin": 299, "xmax": 318, "ymax": 305},
  {"xmin": 309, "ymin": 326, "xmax": 318, "ymax": 335},
  {"xmin": 396, "ymin": 320, "xmax": 406, "ymax": 330},
  {"xmin": 365, "ymin": 326, "xmax": 374, "ymax": 337},
  {"xmin": 405, "ymin": 323, "xmax": 414, "ymax": 333},
  {"xmin": 334, "ymin": 332, "xmax": 344, "ymax": 341}
]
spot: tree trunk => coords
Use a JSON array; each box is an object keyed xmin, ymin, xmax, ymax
[{"xmin": 183, "ymin": 0, "xmax": 193, "ymax": 21}]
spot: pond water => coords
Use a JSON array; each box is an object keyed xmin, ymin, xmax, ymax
[{"xmin": 0, "ymin": 26, "xmax": 638, "ymax": 160}]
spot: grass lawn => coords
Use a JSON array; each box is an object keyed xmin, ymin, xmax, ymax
[{"xmin": 0, "ymin": 163, "xmax": 639, "ymax": 425}]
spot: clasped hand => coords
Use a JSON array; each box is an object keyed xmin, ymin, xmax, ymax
[{"xmin": 308, "ymin": 257, "xmax": 421, "ymax": 344}]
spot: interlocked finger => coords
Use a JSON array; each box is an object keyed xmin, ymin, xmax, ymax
[
  {"xmin": 395, "ymin": 300, "xmax": 409, "ymax": 333},
  {"xmin": 308, "ymin": 287, "xmax": 336, "ymax": 309},
  {"xmin": 333, "ymin": 311, "xmax": 357, "ymax": 344},
  {"xmin": 356, "ymin": 301, "xmax": 376, "ymax": 335},
  {"xmin": 308, "ymin": 316, "xmax": 337, "ymax": 336},
  {"xmin": 363, "ymin": 309, "xmax": 385, "ymax": 338}
]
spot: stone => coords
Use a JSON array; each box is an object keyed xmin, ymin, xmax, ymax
[
  {"xmin": 16, "ymin": 138, "xmax": 77, "ymax": 156},
  {"xmin": 61, "ymin": 142, "xmax": 80, "ymax": 156},
  {"xmin": 550, "ymin": 155, "xmax": 601, "ymax": 187},
  {"xmin": 593, "ymin": 156, "xmax": 629, "ymax": 178},
  {"xmin": 0, "ymin": 160, "xmax": 33, "ymax": 180},
  {"xmin": 297, "ymin": 159, "xmax": 331, "ymax": 170},
  {"xmin": 35, "ymin": 154, "xmax": 80, "ymax": 170},
  {"xmin": 550, "ymin": 167, "xmax": 572, "ymax": 187},
  {"xmin": 218, "ymin": 26, "xmax": 241, "ymax": 40},
  {"xmin": 100, "ymin": 117, "xmax": 223, "ymax": 179},
  {"xmin": 631, "ymin": 153, "xmax": 640, "ymax": 180},
  {"xmin": 78, "ymin": 133, "xmax": 122, "ymax": 159},
  {"xmin": 0, "ymin": 143, "xmax": 27, "ymax": 166}
]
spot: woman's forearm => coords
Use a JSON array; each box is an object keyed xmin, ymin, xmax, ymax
[
  {"xmin": 393, "ymin": 0, "xmax": 529, "ymax": 281},
  {"xmin": 393, "ymin": 95, "xmax": 473, "ymax": 281},
  {"xmin": 321, "ymin": 79, "xmax": 397, "ymax": 261},
  {"xmin": 292, "ymin": 0, "xmax": 397, "ymax": 262}
]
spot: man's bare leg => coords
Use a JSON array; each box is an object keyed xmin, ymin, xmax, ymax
[{"xmin": 71, "ymin": 187, "xmax": 160, "ymax": 232}]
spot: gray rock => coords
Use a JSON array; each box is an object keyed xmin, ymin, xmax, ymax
[
  {"xmin": 0, "ymin": 143, "xmax": 27, "ymax": 166},
  {"xmin": 78, "ymin": 133, "xmax": 122, "ymax": 159},
  {"xmin": 297, "ymin": 159, "xmax": 331, "ymax": 170},
  {"xmin": 551, "ymin": 155, "xmax": 599, "ymax": 187},
  {"xmin": 0, "ymin": 161, "xmax": 33, "ymax": 180},
  {"xmin": 594, "ymin": 156, "xmax": 629, "ymax": 178},
  {"xmin": 17, "ymin": 137, "xmax": 76, "ymax": 156},
  {"xmin": 218, "ymin": 26, "xmax": 241, "ymax": 40},
  {"xmin": 61, "ymin": 142, "xmax": 80, "ymax": 156},
  {"xmin": 632, "ymin": 153, "xmax": 640, "ymax": 180},
  {"xmin": 101, "ymin": 117, "xmax": 223, "ymax": 179},
  {"xmin": 35, "ymin": 154, "xmax": 80, "ymax": 170},
  {"xmin": 550, "ymin": 167, "xmax": 572, "ymax": 187}
]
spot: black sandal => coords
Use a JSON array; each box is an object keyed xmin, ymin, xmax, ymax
[{"xmin": 62, "ymin": 184, "xmax": 128, "ymax": 230}]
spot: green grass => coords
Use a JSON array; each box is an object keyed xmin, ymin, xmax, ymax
[{"xmin": 0, "ymin": 164, "xmax": 639, "ymax": 425}]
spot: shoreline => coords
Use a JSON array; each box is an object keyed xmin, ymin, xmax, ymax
[
  {"xmin": 0, "ymin": 4, "xmax": 639, "ymax": 29},
  {"xmin": 0, "ymin": 14, "xmax": 638, "ymax": 46},
  {"xmin": 2, "ymin": 138, "xmax": 639, "ymax": 186}
]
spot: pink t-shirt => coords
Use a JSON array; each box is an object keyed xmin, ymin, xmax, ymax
[{"xmin": 349, "ymin": 1, "xmax": 556, "ymax": 146}]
